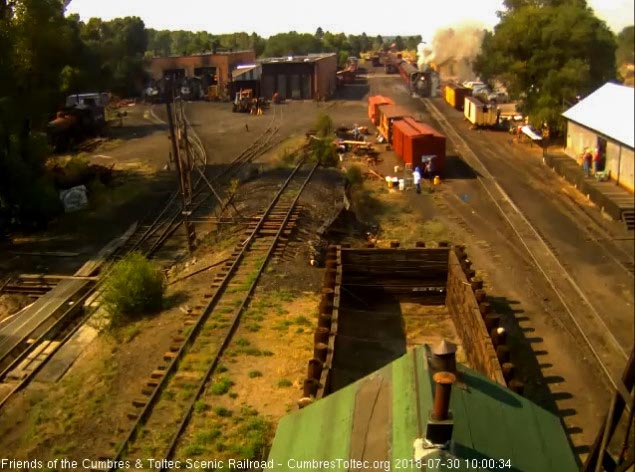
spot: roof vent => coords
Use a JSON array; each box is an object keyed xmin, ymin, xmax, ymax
[
  {"xmin": 429, "ymin": 339, "xmax": 457, "ymax": 374},
  {"xmin": 425, "ymin": 371, "xmax": 455, "ymax": 446}
]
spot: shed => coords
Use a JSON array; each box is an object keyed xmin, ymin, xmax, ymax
[
  {"xmin": 231, "ymin": 64, "xmax": 262, "ymax": 97},
  {"xmin": 268, "ymin": 344, "xmax": 578, "ymax": 472},
  {"xmin": 368, "ymin": 95, "xmax": 395, "ymax": 126},
  {"xmin": 393, "ymin": 117, "xmax": 446, "ymax": 174},
  {"xmin": 260, "ymin": 53, "xmax": 337, "ymax": 101},
  {"xmin": 147, "ymin": 50, "xmax": 255, "ymax": 88},
  {"xmin": 562, "ymin": 83, "xmax": 634, "ymax": 192},
  {"xmin": 377, "ymin": 104, "xmax": 411, "ymax": 143}
]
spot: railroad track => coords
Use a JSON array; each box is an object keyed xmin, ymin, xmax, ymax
[
  {"xmin": 118, "ymin": 103, "xmax": 282, "ymax": 260},
  {"xmin": 92, "ymin": 158, "xmax": 317, "ymax": 471},
  {"xmin": 422, "ymin": 97, "xmax": 631, "ymax": 403},
  {"xmin": 0, "ymin": 103, "xmax": 283, "ymax": 412}
]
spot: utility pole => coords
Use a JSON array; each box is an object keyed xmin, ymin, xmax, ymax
[{"xmin": 166, "ymin": 86, "xmax": 196, "ymax": 253}]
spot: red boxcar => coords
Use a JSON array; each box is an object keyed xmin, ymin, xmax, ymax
[{"xmin": 393, "ymin": 117, "xmax": 446, "ymax": 175}]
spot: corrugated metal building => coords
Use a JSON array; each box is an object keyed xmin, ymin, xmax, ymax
[
  {"xmin": 231, "ymin": 64, "xmax": 262, "ymax": 97},
  {"xmin": 268, "ymin": 344, "xmax": 578, "ymax": 472},
  {"xmin": 562, "ymin": 83, "xmax": 634, "ymax": 192},
  {"xmin": 260, "ymin": 53, "xmax": 337, "ymax": 100},
  {"xmin": 147, "ymin": 50, "xmax": 256, "ymax": 89}
]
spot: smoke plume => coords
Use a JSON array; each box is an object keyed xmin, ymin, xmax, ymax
[{"xmin": 418, "ymin": 24, "xmax": 486, "ymax": 82}]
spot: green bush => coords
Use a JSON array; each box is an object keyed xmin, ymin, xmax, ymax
[
  {"xmin": 310, "ymin": 138, "xmax": 338, "ymax": 167},
  {"xmin": 315, "ymin": 113, "xmax": 333, "ymax": 137},
  {"xmin": 211, "ymin": 376, "xmax": 234, "ymax": 395},
  {"xmin": 345, "ymin": 165, "xmax": 364, "ymax": 188},
  {"xmin": 102, "ymin": 252, "xmax": 165, "ymax": 324}
]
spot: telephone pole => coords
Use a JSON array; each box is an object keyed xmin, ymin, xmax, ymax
[{"xmin": 166, "ymin": 84, "xmax": 196, "ymax": 253}]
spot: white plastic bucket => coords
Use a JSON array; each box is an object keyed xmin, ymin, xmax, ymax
[{"xmin": 398, "ymin": 179, "xmax": 405, "ymax": 191}]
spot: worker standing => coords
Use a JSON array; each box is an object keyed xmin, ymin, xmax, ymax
[
  {"xmin": 592, "ymin": 148, "xmax": 601, "ymax": 174},
  {"xmin": 413, "ymin": 166, "xmax": 422, "ymax": 194},
  {"xmin": 427, "ymin": 158, "xmax": 436, "ymax": 183},
  {"xmin": 582, "ymin": 148, "xmax": 592, "ymax": 177}
]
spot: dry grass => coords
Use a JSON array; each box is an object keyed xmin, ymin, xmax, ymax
[
  {"xmin": 353, "ymin": 180, "xmax": 450, "ymax": 244},
  {"xmin": 174, "ymin": 290, "xmax": 319, "ymax": 460}
]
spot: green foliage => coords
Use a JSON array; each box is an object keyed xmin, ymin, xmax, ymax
[
  {"xmin": 248, "ymin": 370, "xmax": 263, "ymax": 378},
  {"xmin": 263, "ymin": 32, "xmax": 322, "ymax": 57},
  {"xmin": 346, "ymin": 165, "xmax": 364, "ymax": 187},
  {"xmin": 337, "ymin": 50, "xmax": 350, "ymax": 68},
  {"xmin": 277, "ymin": 378, "xmax": 293, "ymax": 388},
  {"xmin": 211, "ymin": 376, "xmax": 234, "ymax": 395},
  {"xmin": 616, "ymin": 26, "xmax": 634, "ymax": 66},
  {"xmin": 474, "ymin": 2, "xmax": 617, "ymax": 132},
  {"xmin": 231, "ymin": 416, "xmax": 273, "ymax": 461},
  {"xmin": 213, "ymin": 406, "xmax": 232, "ymax": 417},
  {"xmin": 315, "ymin": 113, "xmax": 333, "ymax": 137},
  {"xmin": 102, "ymin": 252, "xmax": 165, "ymax": 324},
  {"xmin": 310, "ymin": 138, "xmax": 338, "ymax": 167}
]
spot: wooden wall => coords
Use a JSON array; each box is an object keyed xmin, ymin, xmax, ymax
[{"xmin": 446, "ymin": 249, "xmax": 506, "ymax": 385}]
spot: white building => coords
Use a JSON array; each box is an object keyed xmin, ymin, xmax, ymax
[{"xmin": 562, "ymin": 82, "xmax": 634, "ymax": 192}]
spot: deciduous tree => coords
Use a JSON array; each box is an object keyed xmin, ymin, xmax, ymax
[{"xmin": 474, "ymin": 0, "xmax": 616, "ymax": 132}]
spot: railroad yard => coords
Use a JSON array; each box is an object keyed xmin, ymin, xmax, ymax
[{"xmin": 0, "ymin": 64, "xmax": 633, "ymax": 471}]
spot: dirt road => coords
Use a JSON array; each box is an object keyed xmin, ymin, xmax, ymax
[{"xmin": 368, "ymin": 73, "xmax": 627, "ymax": 460}]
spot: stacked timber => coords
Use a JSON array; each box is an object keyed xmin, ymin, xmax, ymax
[
  {"xmin": 340, "ymin": 247, "xmax": 449, "ymax": 304},
  {"xmin": 301, "ymin": 245, "xmax": 342, "ymax": 406},
  {"xmin": 452, "ymin": 245, "xmax": 524, "ymax": 395}
]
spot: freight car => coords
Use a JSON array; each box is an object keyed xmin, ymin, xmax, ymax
[
  {"xmin": 444, "ymin": 84, "xmax": 471, "ymax": 111},
  {"xmin": 464, "ymin": 95, "xmax": 500, "ymax": 128}
]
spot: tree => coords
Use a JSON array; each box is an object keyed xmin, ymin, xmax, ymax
[
  {"xmin": 372, "ymin": 35, "xmax": 383, "ymax": 51},
  {"xmin": 394, "ymin": 35, "xmax": 405, "ymax": 51},
  {"xmin": 474, "ymin": 1, "xmax": 616, "ymax": 132},
  {"xmin": 616, "ymin": 25, "xmax": 634, "ymax": 65},
  {"xmin": 315, "ymin": 27, "xmax": 324, "ymax": 40},
  {"xmin": 262, "ymin": 31, "xmax": 321, "ymax": 57},
  {"xmin": 359, "ymin": 32, "xmax": 370, "ymax": 53}
]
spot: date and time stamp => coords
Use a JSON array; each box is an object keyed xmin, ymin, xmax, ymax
[{"xmin": 2, "ymin": 457, "xmax": 514, "ymax": 470}]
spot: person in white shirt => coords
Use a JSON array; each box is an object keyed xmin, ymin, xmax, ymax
[{"xmin": 413, "ymin": 166, "xmax": 422, "ymax": 194}]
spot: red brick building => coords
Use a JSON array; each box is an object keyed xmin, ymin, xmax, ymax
[{"xmin": 147, "ymin": 51, "xmax": 256, "ymax": 90}]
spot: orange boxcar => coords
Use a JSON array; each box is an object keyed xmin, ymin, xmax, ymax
[
  {"xmin": 377, "ymin": 104, "xmax": 411, "ymax": 143},
  {"xmin": 367, "ymin": 95, "xmax": 395, "ymax": 126}
]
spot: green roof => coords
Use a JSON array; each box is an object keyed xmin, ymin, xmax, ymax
[{"xmin": 268, "ymin": 345, "xmax": 577, "ymax": 472}]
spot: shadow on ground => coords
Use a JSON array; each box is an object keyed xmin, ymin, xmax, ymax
[
  {"xmin": 335, "ymin": 79, "xmax": 370, "ymax": 101},
  {"xmin": 489, "ymin": 295, "xmax": 589, "ymax": 464}
]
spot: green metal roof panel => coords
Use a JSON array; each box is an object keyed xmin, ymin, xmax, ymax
[
  {"xmin": 391, "ymin": 350, "xmax": 422, "ymax": 472},
  {"xmin": 267, "ymin": 345, "xmax": 578, "ymax": 472},
  {"xmin": 268, "ymin": 380, "xmax": 355, "ymax": 470}
]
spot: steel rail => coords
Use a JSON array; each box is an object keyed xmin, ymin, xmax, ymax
[
  {"xmin": 0, "ymin": 104, "xmax": 282, "ymax": 412},
  {"xmin": 422, "ymin": 97, "xmax": 631, "ymax": 403},
  {"xmin": 159, "ymin": 160, "xmax": 318, "ymax": 468},
  {"xmin": 106, "ymin": 158, "xmax": 315, "ymax": 470}
]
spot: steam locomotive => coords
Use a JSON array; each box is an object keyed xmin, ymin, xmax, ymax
[{"xmin": 397, "ymin": 60, "xmax": 439, "ymax": 98}]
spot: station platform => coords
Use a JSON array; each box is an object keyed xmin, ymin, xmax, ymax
[{"xmin": 543, "ymin": 151, "xmax": 634, "ymax": 229}]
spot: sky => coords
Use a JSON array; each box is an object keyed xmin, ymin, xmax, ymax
[{"xmin": 65, "ymin": 0, "xmax": 635, "ymax": 37}]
